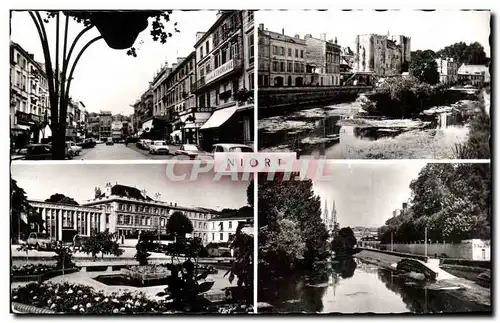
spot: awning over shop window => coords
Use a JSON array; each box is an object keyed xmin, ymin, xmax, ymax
[
  {"xmin": 12, "ymin": 124, "xmax": 31, "ymax": 131},
  {"xmin": 142, "ymin": 119, "xmax": 153, "ymax": 132},
  {"xmin": 200, "ymin": 106, "xmax": 237, "ymax": 130}
]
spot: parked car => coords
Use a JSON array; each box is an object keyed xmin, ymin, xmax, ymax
[
  {"xmin": 211, "ymin": 143, "xmax": 254, "ymax": 153},
  {"xmin": 25, "ymin": 144, "xmax": 52, "ymax": 160},
  {"xmin": 78, "ymin": 138, "xmax": 96, "ymax": 149},
  {"xmin": 27, "ymin": 232, "xmax": 55, "ymax": 251},
  {"xmin": 149, "ymin": 140, "xmax": 170, "ymax": 154},
  {"xmin": 66, "ymin": 141, "xmax": 82, "ymax": 156},
  {"xmin": 106, "ymin": 137, "xmax": 114, "ymax": 146},
  {"xmin": 11, "ymin": 147, "xmax": 29, "ymax": 160},
  {"xmin": 174, "ymin": 144, "xmax": 201, "ymax": 159},
  {"xmin": 95, "ymin": 139, "xmax": 104, "ymax": 144}
]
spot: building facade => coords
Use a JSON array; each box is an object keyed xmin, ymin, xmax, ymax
[
  {"xmin": 457, "ymin": 64, "xmax": 490, "ymax": 87},
  {"xmin": 25, "ymin": 183, "xmax": 239, "ymax": 245},
  {"xmin": 194, "ymin": 10, "xmax": 254, "ymax": 151},
  {"xmin": 257, "ymin": 24, "xmax": 271, "ymax": 87},
  {"xmin": 10, "ymin": 41, "xmax": 50, "ymax": 149},
  {"xmin": 354, "ymin": 34, "xmax": 411, "ymax": 76},
  {"xmin": 436, "ymin": 58, "xmax": 458, "ymax": 85},
  {"xmin": 208, "ymin": 213, "xmax": 254, "ymax": 243},
  {"xmin": 259, "ymin": 25, "xmax": 309, "ymax": 87},
  {"xmin": 99, "ymin": 111, "xmax": 112, "ymax": 140},
  {"xmin": 305, "ymin": 34, "xmax": 341, "ymax": 86}
]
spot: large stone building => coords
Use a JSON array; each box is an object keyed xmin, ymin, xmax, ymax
[
  {"xmin": 259, "ymin": 24, "xmax": 309, "ymax": 87},
  {"xmin": 354, "ymin": 34, "xmax": 411, "ymax": 76},
  {"xmin": 304, "ymin": 34, "xmax": 341, "ymax": 86},
  {"xmin": 10, "ymin": 41, "xmax": 50, "ymax": 149},
  {"xmin": 436, "ymin": 58, "xmax": 458, "ymax": 85},
  {"xmin": 257, "ymin": 24, "xmax": 271, "ymax": 87},
  {"xmin": 194, "ymin": 10, "xmax": 254, "ymax": 150},
  {"xmin": 25, "ymin": 183, "xmax": 248, "ymax": 245}
]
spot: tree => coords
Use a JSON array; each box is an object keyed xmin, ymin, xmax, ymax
[
  {"xmin": 11, "ymin": 177, "xmax": 44, "ymax": 242},
  {"xmin": 409, "ymin": 50, "xmax": 439, "ymax": 85},
  {"xmin": 23, "ymin": 10, "xmax": 179, "ymax": 159},
  {"xmin": 166, "ymin": 211, "xmax": 194, "ymax": 238},
  {"xmin": 331, "ymin": 227, "xmax": 357, "ymax": 258},
  {"xmin": 45, "ymin": 193, "xmax": 79, "ymax": 205},
  {"xmin": 81, "ymin": 229, "xmax": 124, "ymax": 260},
  {"xmin": 437, "ymin": 41, "xmax": 489, "ymax": 65}
]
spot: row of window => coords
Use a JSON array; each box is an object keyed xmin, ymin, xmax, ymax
[
  {"xmin": 272, "ymin": 60, "xmax": 306, "ymax": 73},
  {"xmin": 116, "ymin": 203, "xmax": 213, "ymax": 220},
  {"xmin": 272, "ymin": 45, "xmax": 304, "ymax": 59}
]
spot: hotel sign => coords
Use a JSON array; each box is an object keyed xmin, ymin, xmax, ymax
[{"xmin": 205, "ymin": 59, "xmax": 234, "ymax": 84}]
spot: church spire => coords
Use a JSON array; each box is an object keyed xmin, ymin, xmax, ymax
[
  {"xmin": 323, "ymin": 199, "xmax": 328, "ymax": 222},
  {"xmin": 331, "ymin": 200, "xmax": 337, "ymax": 223}
]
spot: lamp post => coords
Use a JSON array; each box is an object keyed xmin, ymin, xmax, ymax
[
  {"xmin": 390, "ymin": 231, "xmax": 394, "ymax": 252},
  {"xmin": 424, "ymin": 226, "xmax": 428, "ymax": 258}
]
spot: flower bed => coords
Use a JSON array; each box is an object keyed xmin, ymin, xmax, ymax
[
  {"xmin": 12, "ymin": 281, "xmax": 252, "ymax": 314},
  {"xmin": 11, "ymin": 264, "xmax": 79, "ymax": 283}
]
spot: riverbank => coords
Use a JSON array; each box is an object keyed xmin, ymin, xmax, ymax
[{"xmin": 356, "ymin": 250, "xmax": 491, "ymax": 308}]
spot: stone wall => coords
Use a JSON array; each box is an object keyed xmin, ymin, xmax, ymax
[{"xmin": 380, "ymin": 240, "xmax": 491, "ymax": 260}]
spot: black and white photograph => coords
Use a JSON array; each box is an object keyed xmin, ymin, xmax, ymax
[
  {"xmin": 10, "ymin": 10, "xmax": 255, "ymax": 161},
  {"xmin": 257, "ymin": 10, "xmax": 491, "ymax": 159},
  {"xmin": 10, "ymin": 163, "xmax": 254, "ymax": 314},
  {"xmin": 257, "ymin": 162, "xmax": 491, "ymax": 314}
]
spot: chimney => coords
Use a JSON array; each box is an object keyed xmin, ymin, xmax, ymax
[
  {"xmin": 294, "ymin": 34, "xmax": 300, "ymax": 39},
  {"xmin": 320, "ymin": 33, "xmax": 326, "ymax": 41},
  {"xmin": 196, "ymin": 32, "xmax": 206, "ymax": 42},
  {"xmin": 174, "ymin": 203, "xmax": 177, "ymax": 207},
  {"xmin": 172, "ymin": 63, "xmax": 178, "ymax": 69},
  {"xmin": 105, "ymin": 182, "xmax": 112, "ymax": 197},
  {"xmin": 259, "ymin": 23, "xmax": 264, "ymax": 30},
  {"xmin": 282, "ymin": 28, "xmax": 284, "ymax": 35},
  {"xmin": 177, "ymin": 57, "xmax": 185, "ymax": 65},
  {"xmin": 305, "ymin": 34, "xmax": 312, "ymax": 39}
]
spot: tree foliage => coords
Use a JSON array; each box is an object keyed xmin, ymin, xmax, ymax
[
  {"xmin": 11, "ymin": 177, "xmax": 44, "ymax": 242},
  {"xmin": 166, "ymin": 211, "xmax": 194, "ymax": 238},
  {"xmin": 331, "ymin": 227, "xmax": 357, "ymax": 258},
  {"xmin": 436, "ymin": 41, "xmax": 489, "ymax": 65},
  {"xmin": 258, "ymin": 173, "xmax": 330, "ymax": 279},
  {"xmin": 45, "ymin": 193, "xmax": 79, "ymax": 205},
  {"xmin": 225, "ymin": 226, "xmax": 253, "ymax": 289},
  {"xmin": 80, "ymin": 229, "xmax": 124, "ymax": 260},
  {"xmin": 378, "ymin": 164, "xmax": 491, "ymax": 243},
  {"xmin": 410, "ymin": 50, "xmax": 439, "ymax": 85}
]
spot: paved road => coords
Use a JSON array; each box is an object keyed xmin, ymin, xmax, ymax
[{"xmin": 78, "ymin": 143, "xmax": 180, "ymax": 160}]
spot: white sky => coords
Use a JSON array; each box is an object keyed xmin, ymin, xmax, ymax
[
  {"xmin": 257, "ymin": 10, "xmax": 491, "ymax": 55},
  {"xmin": 313, "ymin": 162, "xmax": 428, "ymax": 228},
  {"xmin": 10, "ymin": 10, "xmax": 218, "ymax": 115}
]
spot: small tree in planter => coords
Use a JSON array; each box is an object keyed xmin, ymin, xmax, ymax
[
  {"xmin": 81, "ymin": 229, "xmax": 124, "ymax": 261},
  {"xmin": 52, "ymin": 244, "xmax": 75, "ymax": 273},
  {"xmin": 156, "ymin": 259, "xmax": 215, "ymax": 312},
  {"xmin": 135, "ymin": 240, "xmax": 151, "ymax": 266}
]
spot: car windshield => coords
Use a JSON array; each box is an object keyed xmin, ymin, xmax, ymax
[
  {"xmin": 184, "ymin": 145, "xmax": 198, "ymax": 151},
  {"xmin": 229, "ymin": 146, "xmax": 253, "ymax": 152}
]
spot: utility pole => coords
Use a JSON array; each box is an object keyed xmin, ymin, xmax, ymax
[
  {"xmin": 424, "ymin": 226, "xmax": 428, "ymax": 258},
  {"xmin": 391, "ymin": 231, "xmax": 394, "ymax": 252}
]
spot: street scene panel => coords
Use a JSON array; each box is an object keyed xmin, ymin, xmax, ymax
[
  {"xmin": 10, "ymin": 10, "xmax": 255, "ymax": 160},
  {"xmin": 257, "ymin": 162, "xmax": 491, "ymax": 314},
  {"xmin": 257, "ymin": 10, "xmax": 491, "ymax": 159},
  {"xmin": 10, "ymin": 163, "xmax": 254, "ymax": 314}
]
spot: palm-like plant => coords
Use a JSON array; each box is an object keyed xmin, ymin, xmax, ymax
[{"xmin": 11, "ymin": 176, "xmax": 45, "ymax": 243}]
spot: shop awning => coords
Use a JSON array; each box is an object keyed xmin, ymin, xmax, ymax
[
  {"xmin": 12, "ymin": 124, "xmax": 31, "ymax": 131},
  {"xmin": 200, "ymin": 106, "xmax": 237, "ymax": 130}
]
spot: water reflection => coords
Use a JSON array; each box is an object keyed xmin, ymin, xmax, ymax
[
  {"xmin": 259, "ymin": 259, "xmax": 490, "ymax": 314},
  {"xmin": 259, "ymin": 102, "xmax": 470, "ymax": 158}
]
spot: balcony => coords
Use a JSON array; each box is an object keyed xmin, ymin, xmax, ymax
[
  {"xmin": 205, "ymin": 58, "xmax": 243, "ymax": 85},
  {"xmin": 194, "ymin": 77, "xmax": 206, "ymax": 92}
]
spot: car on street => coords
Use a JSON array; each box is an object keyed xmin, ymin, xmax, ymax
[
  {"xmin": 211, "ymin": 143, "xmax": 254, "ymax": 153},
  {"xmin": 106, "ymin": 137, "xmax": 114, "ymax": 146},
  {"xmin": 174, "ymin": 144, "xmax": 201, "ymax": 159},
  {"xmin": 149, "ymin": 140, "xmax": 170, "ymax": 154},
  {"xmin": 96, "ymin": 139, "xmax": 104, "ymax": 144},
  {"xmin": 78, "ymin": 138, "xmax": 96, "ymax": 149},
  {"xmin": 66, "ymin": 141, "xmax": 82, "ymax": 156}
]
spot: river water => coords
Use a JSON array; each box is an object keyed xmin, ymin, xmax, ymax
[
  {"xmin": 258, "ymin": 99, "xmax": 472, "ymax": 159},
  {"xmin": 259, "ymin": 259, "xmax": 490, "ymax": 314}
]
